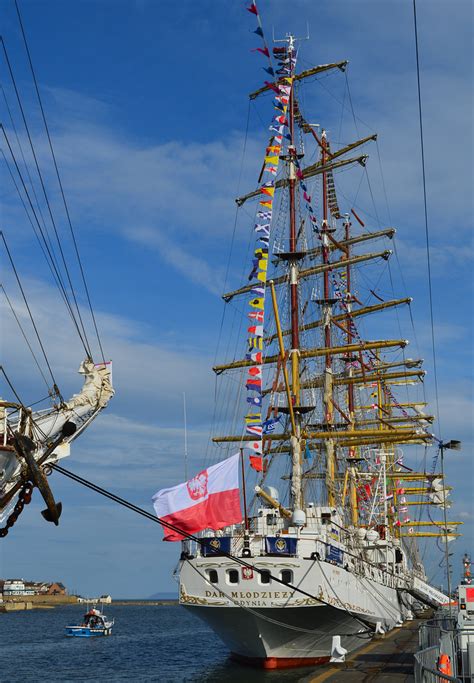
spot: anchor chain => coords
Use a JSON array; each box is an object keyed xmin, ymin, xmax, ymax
[{"xmin": 0, "ymin": 481, "xmax": 34, "ymax": 538}]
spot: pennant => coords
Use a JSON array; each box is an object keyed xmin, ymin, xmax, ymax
[
  {"xmin": 263, "ymin": 416, "xmax": 281, "ymax": 434},
  {"xmin": 246, "ymin": 2, "xmax": 258, "ymax": 15},
  {"xmin": 274, "ymin": 115, "xmax": 288, "ymax": 125},
  {"xmin": 246, "ymin": 424, "xmax": 263, "ymax": 436},
  {"xmin": 248, "ymin": 440, "xmax": 262, "ymax": 453},
  {"xmin": 247, "ymin": 395, "xmax": 262, "ymax": 407},
  {"xmin": 247, "ymin": 366, "xmax": 262, "ymax": 378},
  {"xmin": 266, "ymin": 145, "xmax": 281, "ymax": 154},
  {"xmin": 263, "ymin": 67, "xmax": 275, "ymax": 77},
  {"xmin": 246, "ymin": 350, "xmax": 262, "ymax": 363},
  {"xmin": 269, "ymin": 124, "xmax": 284, "ymax": 135},
  {"xmin": 279, "ymin": 84, "xmax": 291, "ymax": 95},
  {"xmin": 260, "ymin": 199, "xmax": 273, "ymax": 208},
  {"xmin": 247, "ymin": 336, "xmax": 263, "ymax": 350},
  {"xmin": 264, "ymin": 155, "xmax": 279, "ymax": 165},
  {"xmin": 249, "ymin": 455, "xmax": 263, "ymax": 471},
  {"xmin": 249, "ymin": 297, "xmax": 264, "ymax": 310},
  {"xmin": 257, "ymin": 210, "xmax": 272, "ymax": 220},
  {"xmin": 251, "ymin": 285, "xmax": 265, "ymax": 295},
  {"xmin": 248, "ymin": 325, "xmax": 263, "ymax": 336},
  {"xmin": 248, "ymin": 310, "xmax": 264, "ymax": 322},
  {"xmin": 254, "ymin": 27, "xmax": 264, "ymax": 37},
  {"xmin": 260, "ymin": 185, "xmax": 275, "ymax": 198},
  {"xmin": 264, "ymin": 165, "xmax": 277, "ymax": 175},
  {"xmin": 264, "ymin": 81, "xmax": 281, "ymax": 94},
  {"xmin": 245, "ymin": 413, "xmax": 261, "ymax": 424},
  {"xmin": 252, "ymin": 46, "xmax": 269, "ymax": 57},
  {"xmin": 246, "ymin": 381, "xmax": 262, "ymax": 392}
]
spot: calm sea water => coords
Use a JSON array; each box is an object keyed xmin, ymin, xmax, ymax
[{"xmin": 0, "ymin": 604, "xmax": 310, "ymax": 682}]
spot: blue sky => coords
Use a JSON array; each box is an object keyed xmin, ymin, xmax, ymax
[{"xmin": 0, "ymin": 0, "xmax": 472, "ymax": 598}]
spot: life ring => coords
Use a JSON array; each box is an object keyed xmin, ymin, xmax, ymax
[{"xmin": 437, "ymin": 653, "xmax": 452, "ymax": 676}]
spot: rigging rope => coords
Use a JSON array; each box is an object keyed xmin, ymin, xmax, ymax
[
  {"xmin": 0, "ymin": 284, "xmax": 51, "ymax": 391},
  {"xmin": 412, "ymin": 0, "xmax": 441, "ymax": 443},
  {"xmin": 0, "ymin": 39, "xmax": 92, "ymax": 358},
  {"xmin": 14, "ymin": 0, "xmax": 105, "ymax": 363},
  {"xmin": 0, "ymin": 124, "xmax": 90, "ymax": 357},
  {"xmin": 0, "ymin": 232, "xmax": 61, "ymax": 399}
]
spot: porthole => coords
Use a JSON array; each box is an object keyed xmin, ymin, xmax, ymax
[
  {"xmin": 259, "ymin": 570, "xmax": 271, "ymax": 584},
  {"xmin": 208, "ymin": 569, "xmax": 218, "ymax": 584},
  {"xmin": 228, "ymin": 569, "xmax": 239, "ymax": 584},
  {"xmin": 281, "ymin": 569, "xmax": 293, "ymax": 584}
]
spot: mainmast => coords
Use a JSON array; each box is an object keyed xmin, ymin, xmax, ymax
[{"xmin": 286, "ymin": 34, "xmax": 303, "ymax": 512}]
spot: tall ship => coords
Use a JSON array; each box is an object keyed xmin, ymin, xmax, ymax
[{"xmin": 174, "ymin": 2, "xmax": 461, "ymax": 669}]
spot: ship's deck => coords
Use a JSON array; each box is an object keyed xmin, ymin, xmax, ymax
[{"xmin": 304, "ymin": 613, "xmax": 433, "ymax": 682}]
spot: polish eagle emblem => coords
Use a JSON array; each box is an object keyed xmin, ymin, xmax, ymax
[{"xmin": 186, "ymin": 469, "xmax": 208, "ymax": 500}]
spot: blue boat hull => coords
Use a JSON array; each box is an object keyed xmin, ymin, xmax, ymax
[{"xmin": 65, "ymin": 627, "xmax": 112, "ymax": 637}]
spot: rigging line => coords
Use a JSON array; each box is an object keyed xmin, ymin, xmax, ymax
[
  {"xmin": 49, "ymin": 461, "xmax": 374, "ymax": 631},
  {"xmin": 375, "ymin": 140, "xmax": 392, "ymax": 226},
  {"xmin": 0, "ymin": 284, "xmax": 50, "ymax": 390},
  {"xmin": 14, "ymin": 0, "xmax": 105, "ymax": 363},
  {"xmin": 0, "ymin": 148, "xmax": 72, "ymax": 312},
  {"xmin": 0, "ymin": 125, "xmax": 90, "ymax": 355},
  {"xmin": 0, "ymin": 38, "xmax": 92, "ymax": 358},
  {"xmin": 0, "ymin": 83, "xmax": 51, "ymax": 246},
  {"xmin": 0, "ymin": 365, "xmax": 23, "ymax": 404},
  {"xmin": 0, "ymin": 231, "xmax": 61, "ymax": 398},
  {"xmin": 412, "ymin": 0, "xmax": 441, "ymax": 437}
]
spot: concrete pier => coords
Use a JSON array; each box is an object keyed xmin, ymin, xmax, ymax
[{"xmin": 305, "ymin": 618, "xmax": 426, "ymax": 682}]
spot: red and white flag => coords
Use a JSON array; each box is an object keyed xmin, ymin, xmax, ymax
[{"xmin": 152, "ymin": 454, "xmax": 242, "ymax": 541}]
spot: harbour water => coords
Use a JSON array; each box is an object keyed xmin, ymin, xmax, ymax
[{"xmin": 0, "ymin": 604, "xmax": 305, "ymax": 682}]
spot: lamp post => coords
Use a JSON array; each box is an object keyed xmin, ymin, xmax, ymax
[{"xmin": 439, "ymin": 439, "xmax": 461, "ymax": 609}]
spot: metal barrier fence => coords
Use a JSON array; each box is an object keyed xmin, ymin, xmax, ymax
[{"xmin": 413, "ymin": 644, "xmax": 460, "ymax": 682}]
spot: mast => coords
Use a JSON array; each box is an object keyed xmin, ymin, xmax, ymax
[
  {"xmin": 286, "ymin": 34, "xmax": 303, "ymax": 511},
  {"xmin": 320, "ymin": 129, "xmax": 336, "ymax": 508}
]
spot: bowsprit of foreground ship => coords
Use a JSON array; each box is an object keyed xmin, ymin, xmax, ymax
[{"xmin": 169, "ymin": 3, "xmax": 461, "ymax": 670}]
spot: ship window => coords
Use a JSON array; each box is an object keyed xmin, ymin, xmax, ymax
[
  {"xmin": 281, "ymin": 569, "xmax": 293, "ymax": 585},
  {"xmin": 207, "ymin": 569, "xmax": 218, "ymax": 584},
  {"xmin": 259, "ymin": 570, "xmax": 271, "ymax": 584},
  {"xmin": 228, "ymin": 569, "xmax": 239, "ymax": 584}
]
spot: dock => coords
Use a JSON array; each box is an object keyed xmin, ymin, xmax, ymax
[{"xmin": 306, "ymin": 618, "xmax": 427, "ymax": 682}]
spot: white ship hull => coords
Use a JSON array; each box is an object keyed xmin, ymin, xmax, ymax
[{"xmin": 180, "ymin": 554, "xmax": 409, "ymax": 668}]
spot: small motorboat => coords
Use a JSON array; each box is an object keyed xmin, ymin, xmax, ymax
[{"xmin": 65, "ymin": 607, "xmax": 114, "ymax": 637}]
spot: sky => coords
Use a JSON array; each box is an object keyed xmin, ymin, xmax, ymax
[{"xmin": 0, "ymin": 0, "xmax": 472, "ymax": 598}]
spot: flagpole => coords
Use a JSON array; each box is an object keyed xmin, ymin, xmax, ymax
[
  {"xmin": 240, "ymin": 448, "xmax": 249, "ymax": 532},
  {"xmin": 183, "ymin": 392, "xmax": 188, "ymax": 480}
]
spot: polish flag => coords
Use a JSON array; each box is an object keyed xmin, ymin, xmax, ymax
[{"xmin": 152, "ymin": 454, "xmax": 242, "ymax": 541}]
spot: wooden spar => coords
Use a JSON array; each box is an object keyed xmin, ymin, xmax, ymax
[
  {"xmin": 266, "ymin": 297, "xmax": 412, "ymax": 343},
  {"xmin": 223, "ymin": 250, "xmax": 392, "ymax": 301},
  {"xmin": 235, "ymin": 154, "xmax": 367, "ymax": 207},
  {"xmin": 212, "ymin": 428, "xmax": 431, "ymax": 444},
  {"xmin": 356, "ymin": 401, "xmax": 428, "ymax": 411},
  {"xmin": 399, "ymin": 533, "xmax": 462, "ymax": 538},
  {"xmin": 269, "ymin": 281, "xmax": 296, "ymax": 436},
  {"xmin": 400, "ymin": 521, "xmax": 463, "ymax": 527},
  {"xmin": 249, "ymin": 61, "xmax": 348, "ymax": 100},
  {"xmin": 308, "ymin": 227, "xmax": 396, "ymax": 259},
  {"xmin": 213, "ymin": 339, "xmax": 408, "ymax": 373}
]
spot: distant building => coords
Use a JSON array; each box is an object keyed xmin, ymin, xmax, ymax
[
  {"xmin": 46, "ymin": 582, "xmax": 67, "ymax": 596},
  {"xmin": 3, "ymin": 579, "xmax": 34, "ymax": 596}
]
